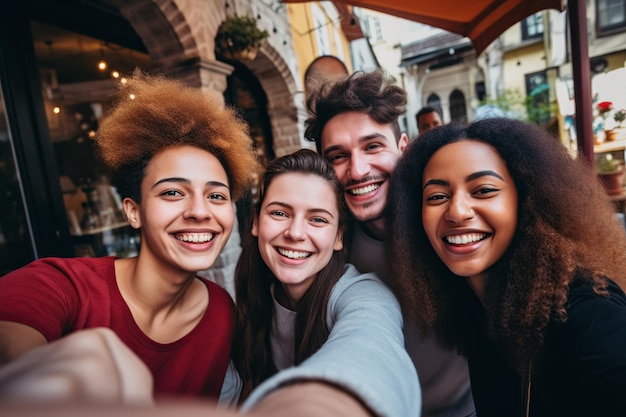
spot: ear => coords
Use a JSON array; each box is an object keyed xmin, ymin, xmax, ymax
[
  {"xmin": 122, "ymin": 198, "xmax": 141, "ymax": 229},
  {"xmin": 251, "ymin": 213, "xmax": 259, "ymax": 237},
  {"xmin": 398, "ymin": 133, "xmax": 409, "ymax": 153},
  {"xmin": 333, "ymin": 226, "xmax": 344, "ymax": 251}
]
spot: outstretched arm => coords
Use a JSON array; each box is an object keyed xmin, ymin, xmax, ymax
[
  {"xmin": 243, "ymin": 265, "xmax": 420, "ymax": 417},
  {"xmin": 0, "ymin": 321, "xmax": 47, "ymax": 365},
  {"xmin": 0, "ymin": 382, "xmax": 370, "ymax": 417}
]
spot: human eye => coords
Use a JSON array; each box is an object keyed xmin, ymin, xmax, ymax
[
  {"xmin": 327, "ymin": 152, "xmax": 347, "ymax": 164},
  {"xmin": 473, "ymin": 186, "xmax": 500, "ymax": 197},
  {"xmin": 270, "ymin": 210, "xmax": 288, "ymax": 218},
  {"xmin": 310, "ymin": 216, "xmax": 329, "ymax": 224},
  {"xmin": 365, "ymin": 142, "xmax": 382, "ymax": 151},
  {"xmin": 160, "ymin": 189, "xmax": 183, "ymax": 198},
  {"xmin": 208, "ymin": 192, "xmax": 228, "ymax": 201},
  {"xmin": 424, "ymin": 193, "xmax": 448, "ymax": 204}
]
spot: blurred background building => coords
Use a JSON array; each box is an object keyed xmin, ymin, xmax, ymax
[{"xmin": 1, "ymin": 0, "xmax": 625, "ymax": 283}]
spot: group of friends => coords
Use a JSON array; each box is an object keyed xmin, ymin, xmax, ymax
[{"xmin": 1, "ymin": 68, "xmax": 626, "ymax": 417}]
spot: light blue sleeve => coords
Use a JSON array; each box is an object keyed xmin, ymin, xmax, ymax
[
  {"xmin": 217, "ymin": 361, "xmax": 242, "ymax": 408},
  {"xmin": 241, "ymin": 264, "xmax": 421, "ymax": 417}
]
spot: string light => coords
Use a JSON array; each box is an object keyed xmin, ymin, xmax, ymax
[
  {"xmin": 53, "ymin": 106, "xmax": 61, "ymax": 114},
  {"xmin": 97, "ymin": 44, "xmax": 107, "ymax": 71}
]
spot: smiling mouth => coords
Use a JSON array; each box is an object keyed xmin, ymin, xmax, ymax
[
  {"xmin": 277, "ymin": 248, "xmax": 312, "ymax": 259},
  {"xmin": 444, "ymin": 233, "xmax": 489, "ymax": 245},
  {"xmin": 348, "ymin": 183, "xmax": 380, "ymax": 196},
  {"xmin": 175, "ymin": 233, "xmax": 214, "ymax": 243}
]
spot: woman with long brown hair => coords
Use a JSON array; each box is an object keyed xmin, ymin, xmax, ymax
[{"xmin": 233, "ymin": 149, "xmax": 418, "ymax": 417}]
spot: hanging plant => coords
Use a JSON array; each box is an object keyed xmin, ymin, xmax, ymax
[{"xmin": 215, "ymin": 15, "xmax": 269, "ymax": 61}]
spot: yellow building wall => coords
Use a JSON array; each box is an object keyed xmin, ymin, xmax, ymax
[
  {"xmin": 503, "ymin": 43, "xmax": 545, "ymax": 94},
  {"xmin": 287, "ymin": 3, "xmax": 353, "ymax": 88}
]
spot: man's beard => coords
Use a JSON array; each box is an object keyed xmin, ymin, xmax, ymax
[{"xmin": 350, "ymin": 201, "xmax": 383, "ymax": 224}]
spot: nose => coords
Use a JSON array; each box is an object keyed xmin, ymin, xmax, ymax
[
  {"xmin": 184, "ymin": 194, "xmax": 213, "ymax": 221},
  {"xmin": 284, "ymin": 218, "xmax": 306, "ymax": 241},
  {"xmin": 348, "ymin": 153, "xmax": 371, "ymax": 180},
  {"xmin": 444, "ymin": 195, "xmax": 475, "ymax": 224}
]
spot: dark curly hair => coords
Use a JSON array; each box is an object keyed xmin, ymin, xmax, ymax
[
  {"xmin": 304, "ymin": 70, "xmax": 407, "ymax": 153},
  {"xmin": 232, "ymin": 149, "xmax": 348, "ymax": 395},
  {"xmin": 96, "ymin": 72, "xmax": 258, "ymax": 202},
  {"xmin": 386, "ymin": 118, "xmax": 626, "ymax": 370}
]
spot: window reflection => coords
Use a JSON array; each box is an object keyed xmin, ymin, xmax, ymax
[
  {"xmin": 0, "ymin": 84, "xmax": 35, "ymax": 275},
  {"xmin": 32, "ymin": 21, "xmax": 149, "ymax": 258}
]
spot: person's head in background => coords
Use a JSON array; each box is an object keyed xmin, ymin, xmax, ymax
[
  {"xmin": 97, "ymin": 72, "xmax": 258, "ymax": 272},
  {"xmin": 304, "ymin": 55, "xmax": 349, "ymax": 99},
  {"xmin": 304, "ymin": 70, "xmax": 408, "ymax": 238},
  {"xmin": 386, "ymin": 117, "xmax": 626, "ymax": 368},
  {"xmin": 233, "ymin": 149, "xmax": 348, "ymax": 389},
  {"xmin": 416, "ymin": 106, "xmax": 443, "ymax": 135}
]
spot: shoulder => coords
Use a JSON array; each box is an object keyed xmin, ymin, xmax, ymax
[
  {"xmin": 331, "ymin": 264, "xmax": 389, "ymax": 298},
  {"xmin": 2, "ymin": 257, "xmax": 115, "ymax": 282},
  {"xmin": 198, "ymin": 277, "xmax": 234, "ymax": 309},
  {"xmin": 566, "ymin": 276, "xmax": 626, "ymax": 316},
  {"xmin": 326, "ymin": 264, "xmax": 401, "ymax": 325},
  {"xmin": 549, "ymin": 276, "xmax": 626, "ymax": 355}
]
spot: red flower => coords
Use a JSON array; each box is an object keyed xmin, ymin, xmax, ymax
[{"xmin": 598, "ymin": 101, "xmax": 613, "ymax": 112}]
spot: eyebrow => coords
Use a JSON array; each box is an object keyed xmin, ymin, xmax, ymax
[
  {"xmin": 152, "ymin": 177, "xmax": 229, "ymax": 189},
  {"xmin": 423, "ymin": 170, "xmax": 504, "ymax": 190},
  {"xmin": 322, "ymin": 132, "xmax": 390, "ymax": 158},
  {"xmin": 266, "ymin": 201, "xmax": 335, "ymax": 218}
]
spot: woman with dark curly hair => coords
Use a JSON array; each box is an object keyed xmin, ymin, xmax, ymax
[
  {"xmin": 386, "ymin": 118, "xmax": 626, "ymax": 417},
  {"xmin": 0, "ymin": 73, "xmax": 258, "ymax": 404}
]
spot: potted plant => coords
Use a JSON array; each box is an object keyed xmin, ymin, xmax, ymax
[
  {"xmin": 215, "ymin": 15, "xmax": 269, "ymax": 61},
  {"xmin": 596, "ymin": 154, "xmax": 625, "ymax": 195},
  {"xmin": 604, "ymin": 108, "xmax": 626, "ymax": 141}
]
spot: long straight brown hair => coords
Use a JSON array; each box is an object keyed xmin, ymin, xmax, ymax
[{"xmin": 232, "ymin": 149, "xmax": 348, "ymax": 392}]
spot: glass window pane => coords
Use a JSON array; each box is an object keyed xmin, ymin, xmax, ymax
[{"xmin": 0, "ymin": 83, "xmax": 35, "ymax": 275}]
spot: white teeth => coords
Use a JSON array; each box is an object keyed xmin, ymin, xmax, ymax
[
  {"xmin": 445, "ymin": 233, "xmax": 486, "ymax": 245},
  {"xmin": 349, "ymin": 183, "xmax": 380, "ymax": 195},
  {"xmin": 176, "ymin": 233, "xmax": 214, "ymax": 243},
  {"xmin": 278, "ymin": 248, "xmax": 311, "ymax": 259}
]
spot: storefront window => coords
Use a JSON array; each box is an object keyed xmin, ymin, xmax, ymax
[
  {"xmin": 0, "ymin": 84, "xmax": 35, "ymax": 275},
  {"xmin": 31, "ymin": 21, "xmax": 151, "ymax": 257}
]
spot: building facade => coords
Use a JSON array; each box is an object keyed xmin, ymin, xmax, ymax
[{"xmin": 0, "ymin": 0, "xmax": 315, "ymax": 282}]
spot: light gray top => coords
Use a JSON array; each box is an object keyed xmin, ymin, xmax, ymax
[
  {"xmin": 349, "ymin": 224, "xmax": 475, "ymax": 417},
  {"xmin": 242, "ymin": 263, "xmax": 421, "ymax": 417}
]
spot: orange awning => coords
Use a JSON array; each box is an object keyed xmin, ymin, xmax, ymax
[
  {"xmin": 283, "ymin": 0, "xmax": 564, "ymax": 54},
  {"xmin": 282, "ymin": 0, "xmax": 596, "ymax": 165}
]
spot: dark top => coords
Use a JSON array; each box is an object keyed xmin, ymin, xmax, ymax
[{"xmin": 467, "ymin": 276, "xmax": 626, "ymax": 417}]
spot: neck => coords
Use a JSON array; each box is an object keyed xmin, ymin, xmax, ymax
[
  {"xmin": 116, "ymin": 256, "xmax": 197, "ymax": 314},
  {"xmin": 360, "ymin": 218, "xmax": 386, "ymax": 241},
  {"xmin": 467, "ymin": 274, "xmax": 487, "ymax": 302},
  {"xmin": 274, "ymin": 283, "xmax": 296, "ymax": 310}
]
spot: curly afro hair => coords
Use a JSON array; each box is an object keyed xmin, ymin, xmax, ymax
[{"xmin": 96, "ymin": 72, "xmax": 259, "ymax": 202}]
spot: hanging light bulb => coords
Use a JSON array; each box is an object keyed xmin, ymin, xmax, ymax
[{"xmin": 53, "ymin": 106, "xmax": 61, "ymax": 114}]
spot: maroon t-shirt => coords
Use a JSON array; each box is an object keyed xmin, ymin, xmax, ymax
[{"xmin": 0, "ymin": 257, "xmax": 233, "ymax": 399}]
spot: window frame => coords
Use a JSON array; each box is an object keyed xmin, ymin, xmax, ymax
[{"xmin": 596, "ymin": 0, "xmax": 626, "ymax": 36}]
